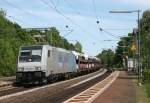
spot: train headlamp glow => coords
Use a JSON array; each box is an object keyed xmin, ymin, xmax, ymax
[{"xmin": 35, "ymin": 67, "xmax": 41, "ymax": 71}]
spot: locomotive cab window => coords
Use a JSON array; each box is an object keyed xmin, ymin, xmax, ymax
[
  {"xmin": 19, "ymin": 46, "xmax": 42, "ymax": 62},
  {"xmin": 48, "ymin": 50, "xmax": 50, "ymax": 57}
]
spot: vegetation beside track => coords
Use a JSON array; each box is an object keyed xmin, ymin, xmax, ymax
[
  {"xmin": 0, "ymin": 9, "xmax": 82, "ymax": 77},
  {"xmin": 132, "ymin": 69, "xmax": 150, "ymax": 103},
  {"xmin": 97, "ymin": 10, "xmax": 150, "ymax": 102},
  {"xmin": 97, "ymin": 10, "xmax": 150, "ymax": 70},
  {"xmin": 142, "ymin": 69, "xmax": 150, "ymax": 99},
  {"xmin": 133, "ymin": 79, "xmax": 150, "ymax": 103}
]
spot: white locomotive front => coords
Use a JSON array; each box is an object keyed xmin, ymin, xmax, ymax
[
  {"xmin": 16, "ymin": 45, "xmax": 77, "ymax": 84},
  {"xmin": 16, "ymin": 45, "xmax": 47, "ymax": 84}
]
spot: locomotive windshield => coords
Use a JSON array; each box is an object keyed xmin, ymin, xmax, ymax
[{"xmin": 19, "ymin": 46, "xmax": 42, "ymax": 62}]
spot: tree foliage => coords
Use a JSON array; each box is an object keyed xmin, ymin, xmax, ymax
[
  {"xmin": 112, "ymin": 10, "xmax": 150, "ymax": 69},
  {"xmin": 0, "ymin": 9, "xmax": 81, "ymax": 77},
  {"xmin": 96, "ymin": 49, "xmax": 115, "ymax": 68},
  {"xmin": 75, "ymin": 41, "xmax": 82, "ymax": 53},
  {"xmin": 113, "ymin": 34, "xmax": 133, "ymax": 68},
  {"xmin": 140, "ymin": 10, "xmax": 150, "ymax": 69},
  {"xmin": 141, "ymin": 10, "xmax": 150, "ymax": 35}
]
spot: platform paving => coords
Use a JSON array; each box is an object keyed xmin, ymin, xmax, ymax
[{"xmin": 93, "ymin": 71, "xmax": 136, "ymax": 103}]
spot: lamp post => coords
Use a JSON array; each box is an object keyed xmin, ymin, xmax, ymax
[{"xmin": 109, "ymin": 10, "xmax": 141, "ymax": 84}]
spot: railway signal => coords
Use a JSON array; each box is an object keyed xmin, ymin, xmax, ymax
[{"xmin": 131, "ymin": 43, "xmax": 136, "ymax": 52}]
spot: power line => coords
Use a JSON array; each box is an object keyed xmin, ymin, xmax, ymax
[
  {"xmin": 99, "ymin": 28, "xmax": 120, "ymax": 39},
  {"xmin": 3, "ymin": 0, "xmax": 35, "ymax": 17},
  {"xmin": 41, "ymin": 0, "xmax": 74, "ymax": 23},
  {"xmin": 50, "ymin": 0, "xmax": 121, "ymax": 46},
  {"xmin": 41, "ymin": 0, "xmax": 102, "ymax": 43},
  {"xmin": 7, "ymin": 15, "xmax": 32, "ymax": 26},
  {"xmin": 62, "ymin": 29, "xmax": 74, "ymax": 38},
  {"xmin": 7, "ymin": 15, "xmax": 22, "ymax": 23},
  {"xmin": 63, "ymin": 0, "xmax": 81, "ymax": 15},
  {"xmin": 91, "ymin": 0, "xmax": 124, "ymax": 40},
  {"xmin": 4, "ymin": 0, "xmax": 104, "ymax": 45},
  {"xmin": 92, "ymin": 0, "xmax": 105, "ymax": 42},
  {"xmin": 3, "ymin": 0, "xmax": 45, "ymax": 23},
  {"xmin": 92, "ymin": 0, "xmax": 98, "ymax": 20},
  {"xmin": 3, "ymin": 0, "xmax": 107, "ymax": 47},
  {"xmin": 102, "ymin": 28, "xmax": 132, "ymax": 30},
  {"xmin": 48, "ymin": 0, "xmax": 85, "ymax": 31},
  {"xmin": 50, "ymin": 0, "xmax": 60, "ymax": 8}
]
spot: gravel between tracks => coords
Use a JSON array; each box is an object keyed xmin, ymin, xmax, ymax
[
  {"xmin": 0, "ymin": 76, "xmax": 15, "ymax": 87},
  {"xmin": 0, "ymin": 76, "xmax": 15, "ymax": 81}
]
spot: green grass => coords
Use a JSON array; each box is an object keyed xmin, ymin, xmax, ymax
[
  {"xmin": 144, "ymin": 83, "xmax": 150, "ymax": 98},
  {"xmin": 133, "ymin": 79, "xmax": 150, "ymax": 103}
]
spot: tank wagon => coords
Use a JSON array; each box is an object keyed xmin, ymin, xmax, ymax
[{"xmin": 16, "ymin": 45, "xmax": 101, "ymax": 84}]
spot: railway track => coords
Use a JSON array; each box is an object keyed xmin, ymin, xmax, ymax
[
  {"xmin": 0, "ymin": 76, "xmax": 18, "ymax": 96},
  {"xmin": 46, "ymin": 70, "xmax": 110, "ymax": 103},
  {"xmin": 0, "ymin": 86, "xmax": 23, "ymax": 97},
  {"xmin": 0, "ymin": 76, "xmax": 15, "ymax": 81},
  {"xmin": 0, "ymin": 85, "xmax": 16, "ymax": 92},
  {"xmin": 0, "ymin": 69, "xmax": 105, "ymax": 98},
  {"xmin": 0, "ymin": 76, "xmax": 15, "ymax": 88},
  {"xmin": 0, "ymin": 69, "xmax": 111, "ymax": 103}
]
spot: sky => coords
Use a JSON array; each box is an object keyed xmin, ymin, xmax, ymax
[{"xmin": 0, "ymin": 0, "xmax": 149, "ymax": 56}]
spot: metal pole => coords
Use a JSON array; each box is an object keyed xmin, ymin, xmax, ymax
[
  {"xmin": 51, "ymin": 32, "xmax": 52, "ymax": 46},
  {"xmin": 109, "ymin": 10, "xmax": 141, "ymax": 78},
  {"xmin": 63, "ymin": 39, "xmax": 64, "ymax": 48},
  {"xmin": 137, "ymin": 10, "xmax": 141, "ymax": 83},
  {"xmin": 123, "ymin": 38, "xmax": 125, "ymax": 69}
]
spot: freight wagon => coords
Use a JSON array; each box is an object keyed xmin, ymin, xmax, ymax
[{"xmin": 16, "ymin": 45, "xmax": 101, "ymax": 84}]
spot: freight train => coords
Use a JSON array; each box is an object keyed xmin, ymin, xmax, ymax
[{"xmin": 16, "ymin": 45, "xmax": 101, "ymax": 84}]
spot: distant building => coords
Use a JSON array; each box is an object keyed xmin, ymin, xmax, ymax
[{"xmin": 127, "ymin": 58, "xmax": 137, "ymax": 73}]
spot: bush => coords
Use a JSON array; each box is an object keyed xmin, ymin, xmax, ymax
[
  {"xmin": 143, "ymin": 69, "xmax": 150, "ymax": 83},
  {"xmin": 145, "ymin": 83, "xmax": 150, "ymax": 97}
]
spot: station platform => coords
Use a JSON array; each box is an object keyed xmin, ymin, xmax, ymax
[{"xmin": 93, "ymin": 71, "xmax": 137, "ymax": 103}]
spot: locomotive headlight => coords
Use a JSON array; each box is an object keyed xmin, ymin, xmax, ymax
[{"xmin": 35, "ymin": 67, "xmax": 41, "ymax": 71}]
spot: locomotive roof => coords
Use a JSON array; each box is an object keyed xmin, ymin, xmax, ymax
[{"xmin": 20, "ymin": 45, "xmax": 71, "ymax": 53}]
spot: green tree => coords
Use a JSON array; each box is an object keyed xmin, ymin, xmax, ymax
[
  {"xmin": 140, "ymin": 10, "xmax": 150, "ymax": 69},
  {"xmin": 140, "ymin": 10, "xmax": 150, "ymax": 34},
  {"xmin": 97, "ymin": 49, "xmax": 115, "ymax": 68},
  {"xmin": 0, "ymin": 9, "xmax": 76, "ymax": 77},
  {"xmin": 74, "ymin": 41, "xmax": 82, "ymax": 53}
]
